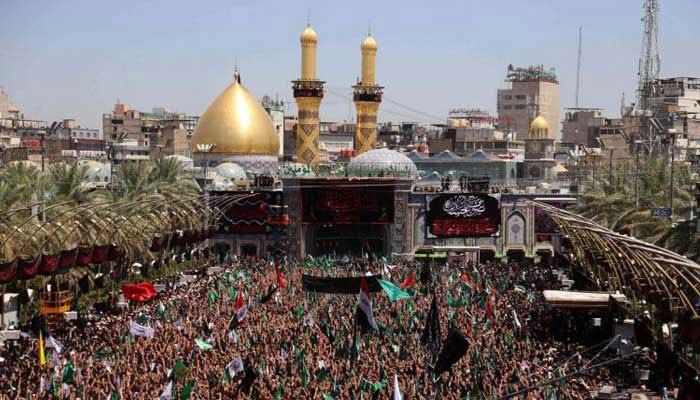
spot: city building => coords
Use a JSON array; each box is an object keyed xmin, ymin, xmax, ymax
[
  {"xmin": 497, "ymin": 64, "xmax": 560, "ymax": 141},
  {"xmin": 102, "ymin": 103, "xmax": 198, "ymax": 158},
  {"xmin": 409, "ymin": 149, "xmax": 521, "ymax": 189},
  {"xmin": 646, "ymin": 77, "xmax": 700, "ymax": 116},
  {"xmin": 561, "ymin": 108, "xmax": 606, "ymax": 147},
  {"xmin": 0, "ymin": 89, "xmax": 21, "ymax": 120},
  {"xmin": 261, "ymin": 95, "xmax": 285, "ymax": 156},
  {"xmin": 428, "ymin": 109, "xmax": 525, "ymax": 160}
]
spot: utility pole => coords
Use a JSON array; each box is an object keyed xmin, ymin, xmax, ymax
[
  {"xmin": 669, "ymin": 129, "xmax": 676, "ymax": 221},
  {"xmin": 608, "ymin": 149, "xmax": 614, "ymax": 184},
  {"xmin": 634, "ymin": 141, "xmax": 641, "ymax": 211},
  {"xmin": 575, "ymin": 26, "xmax": 582, "ymax": 108}
]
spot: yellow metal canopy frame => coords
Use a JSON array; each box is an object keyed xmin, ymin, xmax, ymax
[{"xmin": 532, "ymin": 201, "xmax": 700, "ymax": 318}]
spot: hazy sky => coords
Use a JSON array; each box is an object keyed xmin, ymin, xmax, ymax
[{"xmin": 1, "ymin": 0, "xmax": 698, "ymax": 131}]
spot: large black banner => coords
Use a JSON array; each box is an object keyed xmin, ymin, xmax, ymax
[
  {"xmin": 426, "ymin": 193, "xmax": 501, "ymax": 238},
  {"xmin": 301, "ymin": 274, "xmax": 383, "ymax": 294},
  {"xmin": 302, "ymin": 183, "xmax": 394, "ymax": 224}
]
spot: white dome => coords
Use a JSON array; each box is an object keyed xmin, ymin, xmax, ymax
[
  {"xmin": 81, "ymin": 161, "xmax": 110, "ymax": 182},
  {"xmin": 347, "ymin": 148, "xmax": 417, "ymax": 176},
  {"xmin": 215, "ymin": 162, "xmax": 248, "ymax": 180},
  {"xmin": 165, "ymin": 155, "xmax": 195, "ymax": 170}
]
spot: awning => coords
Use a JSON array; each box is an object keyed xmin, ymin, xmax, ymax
[{"xmin": 543, "ymin": 290, "xmax": 626, "ymax": 309}]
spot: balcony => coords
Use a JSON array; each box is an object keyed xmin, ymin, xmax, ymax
[{"xmin": 40, "ymin": 291, "xmax": 71, "ymax": 315}]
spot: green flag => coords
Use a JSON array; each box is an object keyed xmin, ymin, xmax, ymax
[
  {"xmin": 377, "ymin": 279, "xmax": 412, "ymax": 301},
  {"xmin": 180, "ymin": 379, "xmax": 196, "ymax": 400},
  {"xmin": 514, "ymin": 284, "xmax": 527, "ymax": 293},
  {"xmin": 156, "ymin": 302, "xmax": 167, "ymax": 321},
  {"xmin": 228, "ymin": 286, "xmax": 236, "ymax": 300},
  {"xmin": 301, "ymin": 359, "xmax": 310, "ymax": 388},
  {"xmin": 171, "ymin": 359, "xmax": 189, "ymax": 382},
  {"xmin": 61, "ymin": 360, "xmax": 75, "ymax": 384},
  {"xmin": 274, "ymin": 382, "xmax": 284, "ymax": 400},
  {"xmin": 195, "ymin": 338, "xmax": 213, "ymax": 351},
  {"xmin": 447, "ymin": 291, "xmax": 467, "ymax": 307},
  {"xmin": 49, "ymin": 378, "xmax": 58, "ymax": 396},
  {"xmin": 208, "ymin": 289, "xmax": 219, "ymax": 310}
]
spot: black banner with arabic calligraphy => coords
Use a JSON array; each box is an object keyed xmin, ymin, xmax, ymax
[
  {"xmin": 301, "ymin": 183, "xmax": 394, "ymax": 224},
  {"xmin": 425, "ymin": 193, "xmax": 501, "ymax": 238}
]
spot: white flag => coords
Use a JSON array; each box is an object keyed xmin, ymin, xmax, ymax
[
  {"xmin": 393, "ymin": 374, "xmax": 403, "ymax": 400},
  {"xmin": 228, "ymin": 329, "xmax": 238, "ymax": 343},
  {"xmin": 129, "ymin": 321, "xmax": 154, "ymax": 338},
  {"xmin": 47, "ymin": 335, "xmax": 64, "ymax": 354},
  {"xmin": 512, "ymin": 309, "xmax": 521, "ymax": 331},
  {"xmin": 236, "ymin": 304, "xmax": 248, "ymax": 323},
  {"xmin": 226, "ymin": 356, "xmax": 244, "ymax": 377},
  {"xmin": 159, "ymin": 381, "xmax": 173, "ymax": 400}
]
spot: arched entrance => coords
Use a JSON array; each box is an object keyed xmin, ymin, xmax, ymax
[{"xmin": 312, "ymin": 224, "xmax": 386, "ymax": 257}]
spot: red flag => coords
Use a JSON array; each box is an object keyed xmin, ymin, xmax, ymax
[
  {"xmin": 485, "ymin": 294, "xmax": 494, "ymax": 319},
  {"xmin": 460, "ymin": 273, "xmax": 471, "ymax": 285},
  {"xmin": 275, "ymin": 267, "xmax": 287, "ymax": 289},
  {"xmin": 400, "ymin": 271, "xmax": 415, "ymax": 290},
  {"xmin": 235, "ymin": 291, "xmax": 244, "ymax": 310},
  {"xmin": 122, "ymin": 282, "xmax": 156, "ymax": 302}
]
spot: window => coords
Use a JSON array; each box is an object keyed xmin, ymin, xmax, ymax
[
  {"xmin": 515, "ymin": 95, "xmax": 526, "ymax": 100},
  {"xmin": 515, "ymin": 105, "xmax": 526, "ymax": 110},
  {"xmin": 503, "ymin": 105, "xmax": 512, "ymax": 110},
  {"xmin": 505, "ymin": 95, "xmax": 512, "ymax": 100}
]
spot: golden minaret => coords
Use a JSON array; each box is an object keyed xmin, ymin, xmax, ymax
[
  {"xmin": 292, "ymin": 21, "xmax": 325, "ymax": 165},
  {"xmin": 353, "ymin": 30, "xmax": 383, "ymax": 154}
]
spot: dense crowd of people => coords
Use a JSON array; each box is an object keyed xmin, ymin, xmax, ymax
[{"xmin": 0, "ymin": 256, "xmax": 623, "ymax": 399}]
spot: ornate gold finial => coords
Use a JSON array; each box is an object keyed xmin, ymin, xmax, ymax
[{"xmin": 233, "ymin": 65, "xmax": 240, "ymax": 84}]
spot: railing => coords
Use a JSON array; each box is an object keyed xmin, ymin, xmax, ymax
[{"xmin": 40, "ymin": 290, "xmax": 71, "ymax": 315}]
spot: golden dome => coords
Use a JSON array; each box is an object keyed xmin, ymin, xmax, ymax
[
  {"xmin": 529, "ymin": 113, "xmax": 550, "ymax": 138},
  {"xmin": 300, "ymin": 25, "xmax": 318, "ymax": 45},
  {"xmin": 361, "ymin": 35, "xmax": 377, "ymax": 51},
  {"xmin": 192, "ymin": 74, "xmax": 279, "ymax": 155}
]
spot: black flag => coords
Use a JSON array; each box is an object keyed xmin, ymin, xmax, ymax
[
  {"xmin": 421, "ymin": 296, "xmax": 441, "ymax": 353},
  {"xmin": 434, "ymin": 329, "xmax": 469, "ymax": 374},
  {"xmin": 237, "ymin": 359, "xmax": 258, "ymax": 395},
  {"xmin": 78, "ymin": 274, "xmax": 90, "ymax": 293},
  {"xmin": 95, "ymin": 274, "xmax": 105, "ymax": 289},
  {"xmin": 420, "ymin": 262, "xmax": 431, "ymax": 284},
  {"xmin": 260, "ymin": 284, "xmax": 278, "ymax": 304}
]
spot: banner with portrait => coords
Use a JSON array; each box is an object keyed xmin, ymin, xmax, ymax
[{"xmin": 425, "ymin": 193, "xmax": 501, "ymax": 238}]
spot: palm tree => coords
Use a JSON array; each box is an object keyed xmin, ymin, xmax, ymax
[{"xmin": 575, "ymin": 156, "xmax": 696, "ymax": 259}]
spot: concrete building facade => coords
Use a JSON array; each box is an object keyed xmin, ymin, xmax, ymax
[
  {"xmin": 261, "ymin": 95, "xmax": 285, "ymax": 156},
  {"xmin": 561, "ymin": 108, "xmax": 606, "ymax": 147},
  {"xmin": 497, "ymin": 65, "xmax": 560, "ymax": 142},
  {"xmin": 103, "ymin": 103, "xmax": 198, "ymax": 158}
]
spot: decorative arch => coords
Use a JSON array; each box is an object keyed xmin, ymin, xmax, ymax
[{"xmin": 506, "ymin": 211, "xmax": 526, "ymax": 246}]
